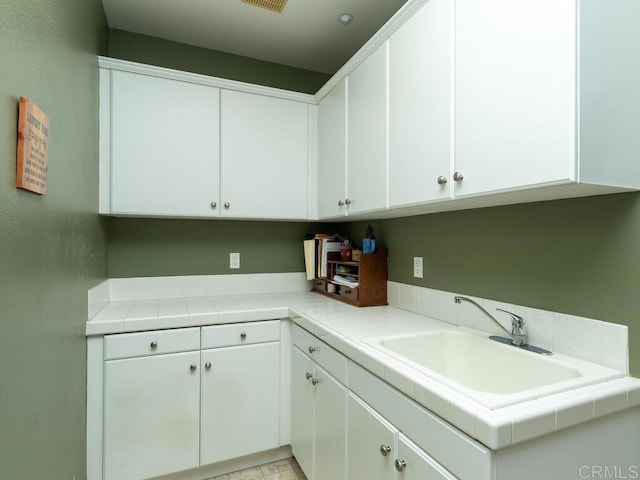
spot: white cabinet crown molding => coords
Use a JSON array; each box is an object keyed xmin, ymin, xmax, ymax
[{"xmin": 98, "ymin": 56, "xmax": 316, "ymax": 104}]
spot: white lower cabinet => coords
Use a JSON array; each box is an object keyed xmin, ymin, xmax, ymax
[
  {"xmin": 291, "ymin": 341, "xmax": 347, "ymax": 480},
  {"xmin": 348, "ymin": 393, "xmax": 456, "ymax": 480},
  {"xmin": 347, "ymin": 393, "xmax": 396, "ymax": 480},
  {"xmin": 104, "ymin": 350, "xmax": 201, "ymax": 480},
  {"xmin": 201, "ymin": 342, "xmax": 280, "ymax": 465},
  {"xmin": 101, "ymin": 321, "xmax": 282, "ymax": 480}
]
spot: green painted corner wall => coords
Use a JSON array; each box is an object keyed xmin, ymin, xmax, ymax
[
  {"xmin": 0, "ymin": 1, "xmax": 108, "ymax": 479},
  {"xmin": 108, "ymin": 29, "xmax": 331, "ymax": 94},
  {"xmin": 341, "ymin": 192, "xmax": 640, "ymax": 377},
  {"xmin": 107, "ymin": 218, "xmax": 333, "ymax": 277}
]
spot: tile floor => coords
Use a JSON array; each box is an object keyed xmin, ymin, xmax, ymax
[{"xmin": 209, "ymin": 457, "xmax": 307, "ymax": 480}]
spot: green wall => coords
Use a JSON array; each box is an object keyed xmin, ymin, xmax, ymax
[
  {"xmin": 107, "ymin": 218, "xmax": 331, "ymax": 277},
  {"xmin": 0, "ymin": 1, "xmax": 107, "ymax": 479},
  {"xmin": 108, "ymin": 29, "xmax": 331, "ymax": 94},
  {"xmin": 342, "ymin": 192, "xmax": 640, "ymax": 376}
]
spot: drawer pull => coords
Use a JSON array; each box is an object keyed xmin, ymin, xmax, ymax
[
  {"xmin": 150, "ymin": 341, "xmax": 158, "ymax": 349},
  {"xmin": 305, "ymin": 372, "xmax": 313, "ymax": 380},
  {"xmin": 380, "ymin": 445, "xmax": 391, "ymax": 457},
  {"xmin": 205, "ymin": 362, "xmax": 212, "ymax": 370},
  {"xmin": 394, "ymin": 459, "xmax": 407, "ymax": 472},
  {"xmin": 240, "ymin": 332, "xmax": 247, "ymax": 340},
  {"xmin": 311, "ymin": 377, "xmax": 319, "ymax": 386},
  {"xmin": 190, "ymin": 363, "xmax": 197, "ymax": 372},
  {"xmin": 308, "ymin": 346, "xmax": 316, "ymax": 354}
]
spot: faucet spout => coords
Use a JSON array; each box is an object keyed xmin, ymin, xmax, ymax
[{"xmin": 453, "ymin": 296, "xmax": 526, "ymax": 346}]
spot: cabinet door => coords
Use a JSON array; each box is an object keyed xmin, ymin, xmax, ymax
[
  {"xmin": 291, "ymin": 347, "xmax": 314, "ymax": 477},
  {"xmin": 111, "ymin": 71, "xmax": 220, "ymax": 216},
  {"xmin": 389, "ymin": 0, "xmax": 453, "ymax": 207},
  {"xmin": 454, "ymin": 0, "xmax": 576, "ymax": 196},
  {"xmin": 317, "ymin": 80, "xmax": 348, "ymax": 218},
  {"xmin": 104, "ymin": 351, "xmax": 200, "ymax": 480},
  {"xmin": 221, "ymin": 90, "xmax": 309, "ymax": 219},
  {"xmin": 347, "ymin": 393, "xmax": 397, "ymax": 480},
  {"xmin": 396, "ymin": 433, "xmax": 457, "ymax": 480},
  {"xmin": 201, "ymin": 342, "xmax": 280, "ymax": 465},
  {"xmin": 314, "ymin": 365, "xmax": 347, "ymax": 480},
  {"xmin": 347, "ymin": 43, "xmax": 388, "ymax": 214}
]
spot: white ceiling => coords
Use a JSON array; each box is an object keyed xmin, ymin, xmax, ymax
[{"xmin": 101, "ymin": 0, "xmax": 409, "ymax": 74}]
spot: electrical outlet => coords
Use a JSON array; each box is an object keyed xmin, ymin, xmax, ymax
[
  {"xmin": 230, "ymin": 252, "xmax": 240, "ymax": 269},
  {"xmin": 413, "ymin": 257, "xmax": 423, "ymax": 278}
]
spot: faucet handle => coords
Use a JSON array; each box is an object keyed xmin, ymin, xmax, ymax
[
  {"xmin": 496, "ymin": 308, "xmax": 526, "ymax": 345},
  {"xmin": 496, "ymin": 308, "xmax": 524, "ymax": 330}
]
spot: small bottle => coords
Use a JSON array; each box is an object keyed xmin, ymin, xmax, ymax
[{"xmin": 363, "ymin": 224, "xmax": 376, "ymax": 254}]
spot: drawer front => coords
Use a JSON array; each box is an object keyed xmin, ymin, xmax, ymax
[
  {"xmin": 292, "ymin": 325, "xmax": 347, "ymax": 384},
  {"xmin": 201, "ymin": 320, "xmax": 280, "ymax": 349},
  {"xmin": 313, "ymin": 279, "xmax": 327, "ymax": 292},
  {"xmin": 348, "ymin": 362, "xmax": 493, "ymax": 480},
  {"xmin": 104, "ymin": 328, "xmax": 200, "ymax": 360},
  {"xmin": 339, "ymin": 286, "xmax": 358, "ymax": 302}
]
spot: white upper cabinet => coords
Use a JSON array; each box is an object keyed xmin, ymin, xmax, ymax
[
  {"xmin": 317, "ymin": 80, "xmax": 348, "ymax": 218},
  {"xmin": 347, "ymin": 43, "xmax": 388, "ymax": 215},
  {"xmin": 388, "ymin": 0, "xmax": 453, "ymax": 208},
  {"xmin": 100, "ymin": 59, "xmax": 314, "ymax": 220},
  {"xmin": 220, "ymin": 90, "xmax": 310, "ymax": 220},
  {"xmin": 454, "ymin": 0, "xmax": 576, "ymax": 197},
  {"xmin": 453, "ymin": 0, "xmax": 640, "ymax": 198},
  {"xmin": 110, "ymin": 70, "xmax": 220, "ymax": 217}
]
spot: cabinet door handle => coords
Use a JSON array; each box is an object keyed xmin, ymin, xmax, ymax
[
  {"xmin": 394, "ymin": 459, "xmax": 407, "ymax": 472},
  {"xmin": 308, "ymin": 346, "xmax": 316, "ymax": 354},
  {"xmin": 210, "ymin": 202, "xmax": 217, "ymax": 209},
  {"xmin": 224, "ymin": 202, "xmax": 230, "ymax": 208},
  {"xmin": 379, "ymin": 445, "xmax": 391, "ymax": 457},
  {"xmin": 311, "ymin": 377, "xmax": 319, "ymax": 386},
  {"xmin": 205, "ymin": 362, "xmax": 212, "ymax": 370},
  {"xmin": 344, "ymin": 198, "xmax": 352, "ymax": 205},
  {"xmin": 150, "ymin": 341, "xmax": 158, "ymax": 349},
  {"xmin": 305, "ymin": 372, "xmax": 313, "ymax": 380},
  {"xmin": 240, "ymin": 332, "xmax": 247, "ymax": 340},
  {"xmin": 190, "ymin": 363, "xmax": 197, "ymax": 372},
  {"xmin": 453, "ymin": 171, "xmax": 464, "ymax": 182},
  {"xmin": 437, "ymin": 176, "xmax": 448, "ymax": 185},
  {"xmin": 338, "ymin": 200, "xmax": 344, "ymax": 206}
]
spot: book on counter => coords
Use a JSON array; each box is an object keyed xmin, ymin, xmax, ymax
[{"xmin": 303, "ymin": 233, "xmax": 345, "ymax": 280}]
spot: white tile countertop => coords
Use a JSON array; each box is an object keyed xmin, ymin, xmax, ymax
[{"xmin": 86, "ymin": 276, "xmax": 640, "ymax": 451}]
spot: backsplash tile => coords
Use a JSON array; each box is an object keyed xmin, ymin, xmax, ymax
[
  {"xmin": 387, "ymin": 281, "xmax": 628, "ymax": 372},
  {"xmin": 90, "ymin": 273, "xmax": 311, "ymax": 322}
]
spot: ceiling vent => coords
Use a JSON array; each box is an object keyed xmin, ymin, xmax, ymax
[{"xmin": 241, "ymin": 0, "xmax": 288, "ymax": 13}]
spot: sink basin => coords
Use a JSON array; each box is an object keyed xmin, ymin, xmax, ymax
[{"xmin": 364, "ymin": 329, "xmax": 622, "ymax": 408}]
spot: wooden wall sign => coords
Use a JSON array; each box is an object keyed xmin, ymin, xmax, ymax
[{"xmin": 16, "ymin": 97, "xmax": 50, "ymax": 195}]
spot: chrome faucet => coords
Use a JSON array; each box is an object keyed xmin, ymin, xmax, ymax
[{"xmin": 453, "ymin": 296, "xmax": 552, "ymax": 354}]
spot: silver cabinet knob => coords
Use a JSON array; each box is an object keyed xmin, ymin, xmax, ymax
[
  {"xmin": 394, "ymin": 459, "xmax": 407, "ymax": 472},
  {"xmin": 305, "ymin": 372, "xmax": 313, "ymax": 380},
  {"xmin": 240, "ymin": 332, "xmax": 247, "ymax": 340},
  {"xmin": 345, "ymin": 198, "xmax": 352, "ymax": 205},
  {"xmin": 379, "ymin": 445, "xmax": 391, "ymax": 457},
  {"xmin": 224, "ymin": 202, "xmax": 230, "ymax": 208},
  {"xmin": 205, "ymin": 362, "xmax": 212, "ymax": 370},
  {"xmin": 308, "ymin": 346, "xmax": 316, "ymax": 354},
  {"xmin": 150, "ymin": 341, "xmax": 158, "ymax": 349},
  {"xmin": 437, "ymin": 176, "xmax": 448, "ymax": 185},
  {"xmin": 453, "ymin": 171, "xmax": 464, "ymax": 182},
  {"xmin": 190, "ymin": 364, "xmax": 197, "ymax": 372},
  {"xmin": 338, "ymin": 200, "xmax": 344, "ymax": 206},
  {"xmin": 210, "ymin": 202, "xmax": 217, "ymax": 209},
  {"xmin": 311, "ymin": 377, "xmax": 319, "ymax": 386}
]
